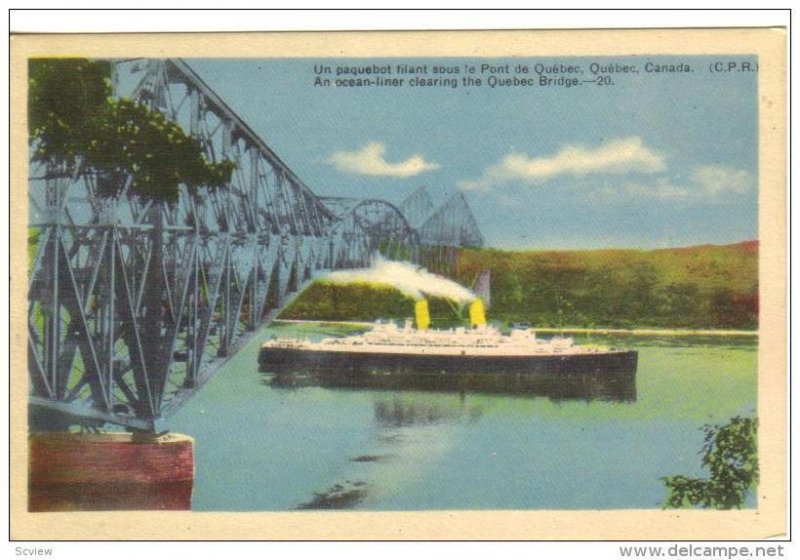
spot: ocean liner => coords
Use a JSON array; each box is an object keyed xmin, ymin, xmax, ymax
[{"xmin": 259, "ymin": 299, "xmax": 638, "ymax": 380}]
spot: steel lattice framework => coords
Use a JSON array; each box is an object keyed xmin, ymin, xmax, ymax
[
  {"xmin": 322, "ymin": 197, "xmax": 419, "ymax": 268},
  {"xmin": 398, "ymin": 186, "xmax": 484, "ymax": 277},
  {"xmin": 27, "ymin": 59, "xmax": 420, "ymax": 431}
]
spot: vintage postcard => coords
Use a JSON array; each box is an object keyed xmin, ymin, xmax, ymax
[{"xmin": 10, "ymin": 28, "xmax": 786, "ymax": 541}]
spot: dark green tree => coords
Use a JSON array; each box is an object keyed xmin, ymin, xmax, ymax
[
  {"xmin": 28, "ymin": 58, "xmax": 235, "ymax": 203},
  {"xmin": 663, "ymin": 416, "xmax": 758, "ymax": 509}
]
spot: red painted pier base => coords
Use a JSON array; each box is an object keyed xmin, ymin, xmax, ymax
[{"xmin": 29, "ymin": 432, "xmax": 194, "ymax": 512}]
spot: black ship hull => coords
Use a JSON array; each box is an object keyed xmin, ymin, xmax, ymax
[
  {"xmin": 259, "ymin": 347, "xmax": 638, "ymax": 401},
  {"xmin": 260, "ymin": 347, "xmax": 638, "ymax": 376}
]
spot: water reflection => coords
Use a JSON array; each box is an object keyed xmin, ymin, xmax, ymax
[
  {"xmin": 374, "ymin": 398, "xmax": 483, "ymax": 427},
  {"xmin": 265, "ymin": 369, "xmax": 637, "ymax": 403},
  {"xmin": 291, "ymin": 394, "xmax": 478, "ymax": 510},
  {"xmin": 264, "ymin": 361, "xmax": 636, "ymax": 509},
  {"xmin": 297, "ymin": 480, "xmax": 371, "ymax": 510}
]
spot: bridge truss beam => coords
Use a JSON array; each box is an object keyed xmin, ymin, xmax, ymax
[{"xmin": 28, "ymin": 59, "xmax": 418, "ymax": 431}]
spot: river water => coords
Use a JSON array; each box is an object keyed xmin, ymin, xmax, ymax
[{"xmin": 168, "ymin": 323, "xmax": 757, "ymax": 511}]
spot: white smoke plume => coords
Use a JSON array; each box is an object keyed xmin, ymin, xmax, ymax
[{"xmin": 323, "ymin": 256, "xmax": 476, "ymax": 305}]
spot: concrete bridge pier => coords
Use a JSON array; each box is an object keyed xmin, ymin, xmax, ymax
[{"xmin": 28, "ymin": 431, "xmax": 194, "ymax": 512}]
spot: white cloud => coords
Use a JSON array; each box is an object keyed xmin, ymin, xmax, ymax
[
  {"xmin": 691, "ymin": 164, "xmax": 754, "ymax": 195},
  {"xmin": 594, "ymin": 165, "xmax": 755, "ymax": 201},
  {"xmin": 459, "ymin": 136, "xmax": 666, "ymax": 191},
  {"xmin": 328, "ymin": 142, "xmax": 440, "ymax": 178}
]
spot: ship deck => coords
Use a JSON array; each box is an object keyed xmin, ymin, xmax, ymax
[{"xmin": 262, "ymin": 341, "xmax": 621, "ymax": 357}]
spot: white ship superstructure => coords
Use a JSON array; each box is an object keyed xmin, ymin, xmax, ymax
[
  {"xmin": 264, "ymin": 298, "xmax": 621, "ymax": 359},
  {"xmin": 265, "ymin": 319, "xmax": 602, "ymax": 357}
]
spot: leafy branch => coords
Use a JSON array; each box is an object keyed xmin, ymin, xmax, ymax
[
  {"xmin": 663, "ymin": 416, "xmax": 758, "ymax": 509},
  {"xmin": 29, "ymin": 58, "xmax": 235, "ymax": 203}
]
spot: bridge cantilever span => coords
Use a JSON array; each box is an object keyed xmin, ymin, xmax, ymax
[
  {"xmin": 27, "ymin": 59, "xmax": 421, "ymax": 431},
  {"xmin": 27, "ymin": 59, "xmax": 481, "ymax": 432},
  {"xmin": 322, "ymin": 197, "xmax": 419, "ymax": 267}
]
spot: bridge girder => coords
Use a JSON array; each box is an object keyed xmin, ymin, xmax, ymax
[
  {"xmin": 324, "ymin": 198, "xmax": 419, "ymax": 268},
  {"xmin": 28, "ymin": 58, "xmax": 420, "ymax": 431}
]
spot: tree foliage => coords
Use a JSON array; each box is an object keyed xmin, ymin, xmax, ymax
[
  {"xmin": 282, "ymin": 282, "xmax": 464, "ymax": 326},
  {"xmin": 663, "ymin": 416, "xmax": 758, "ymax": 509},
  {"xmin": 284, "ymin": 243, "xmax": 758, "ymax": 330},
  {"xmin": 29, "ymin": 58, "xmax": 235, "ymax": 203},
  {"xmin": 454, "ymin": 244, "xmax": 758, "ymax": 329}
]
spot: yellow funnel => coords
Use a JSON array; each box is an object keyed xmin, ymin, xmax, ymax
[
  {"xmin": 415, "ymin": 299, "xmax": 431, "ymax": 330},
  {"xmin": 469, "ymin": 299, "xmax": 486, "ymax": 328}
]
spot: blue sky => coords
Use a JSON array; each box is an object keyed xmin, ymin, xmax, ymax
[{"xmin": 189, "ymin": 57, "xmax": 758, "ymax": 250}]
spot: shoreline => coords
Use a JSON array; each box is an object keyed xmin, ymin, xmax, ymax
[
  {"xmin": 533, "ymin": 327, "xmax": 757, "ymax": 337},
  {"xmin": 271, "ymin": 319, "xmax": 758, "ymax": 337}
]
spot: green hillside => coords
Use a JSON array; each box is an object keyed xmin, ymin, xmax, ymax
[
  {"xmin": 281, "ymin": 241, "xmax": 758, "ymax": 330},
  {"xmin": 281, "ymin": 283, "xmax": 465, "ymax": 327}
]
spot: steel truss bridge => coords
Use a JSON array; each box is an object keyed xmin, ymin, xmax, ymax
[{"xmin": 27, "ymin": 59, "xmax": 482, "ymax": 432}]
